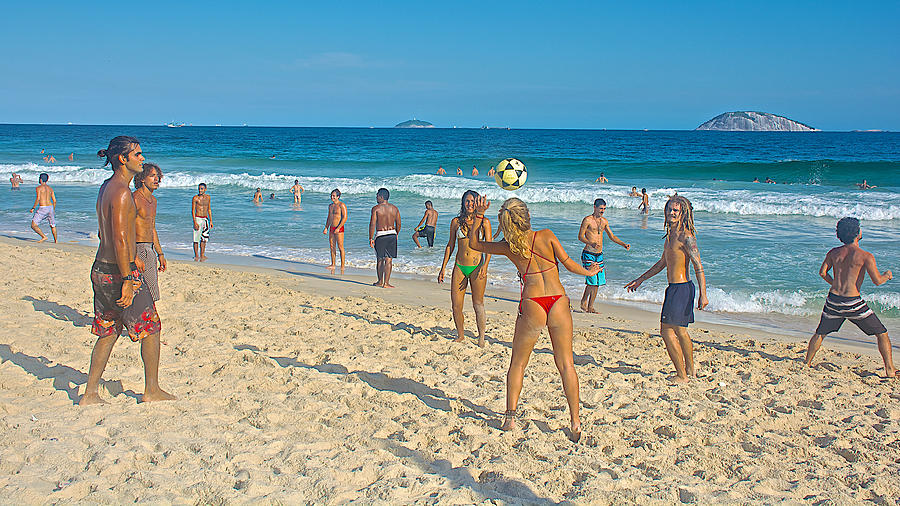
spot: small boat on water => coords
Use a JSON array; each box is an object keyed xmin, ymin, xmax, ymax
[{"xmin": 165, "ymin": 122, "xmax": 186, "ymax": 128}]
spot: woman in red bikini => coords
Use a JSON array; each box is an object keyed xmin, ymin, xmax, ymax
[
  {"xmin": 469, "ymin": 196, "xmax": 600, "ymax": 442},
  {"xmin": 438, "ymin": 191, "xmax": 492, "ymax": 347}
]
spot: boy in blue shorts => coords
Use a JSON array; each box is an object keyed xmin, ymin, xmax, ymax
[{"xmin": 578, "ymin": 198, "xmax": 629, "ymax": 312}]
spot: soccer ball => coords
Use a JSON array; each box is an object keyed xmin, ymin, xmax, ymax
[{"xmin": 494, "ymin": 158, "xmax": 527, "ymax": 191}]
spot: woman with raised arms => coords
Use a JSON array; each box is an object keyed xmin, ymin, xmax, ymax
[
  {"xmin": 438, "ymin": 190, "xmax": 492, "ymax": 347},
  {"xmin": 468, "ymin": 195, "xmax": 600, "ymax": 442}
]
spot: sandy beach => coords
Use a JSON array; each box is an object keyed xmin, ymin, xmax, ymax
[{"xmin": 1, "ymin": 236, "xmax": 898, "ymax": 504}]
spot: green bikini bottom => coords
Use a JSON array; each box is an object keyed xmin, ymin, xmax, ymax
[{"xmin": 456, "ymin": 263, "xmax": 479, "ymax": 278}]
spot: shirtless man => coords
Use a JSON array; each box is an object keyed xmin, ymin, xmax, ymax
[
  {"xmin": 456, "ymin": 167, "xmax": 463, "ymax": 176},
  {"xmin": 192, "ymin": 183, "xmax": 212, "ymax": 261},
  {"xmin": 80, "ymin": 136, "xmax": 174, "ymax": 405},
  {"xmin": 369, "ymin": 188, "xmax": 401, "ymax": 287},
  {"xmin": 629, "ymin": 186, "xmax": 640, "ymax": 197},
  {"xmin": 323, "ymin": 189, "xmax": 347, "ymax": 272},
  {"xmin": 437, "ymin": 166, "xmax": 446, "ymax": 175},
  {"xmin": 412, "ymin": 200, "xmax": 438, "ymax": 247},
  {"xmin": 48, "ymin": 154, "xmax": 56, "ymax": 163},
  {"xmin": 472, "ymin": 165, "xmax": 479, "ymax": 177},
  {"xmin": 253, "ymin": 188, "xmax": 262, "ymax": 204},
  {"xmin": 68, "ymin": 153, "xmax": 74, "ymax": 161},
  {"xmin": 856, "ymin": 180, "xmax": 877, "ymax": 190},
  {"xmin": 10, "ymin": 173, "xmax": 23, "ymax": 189},
  {"xmin": 595, "ymin": 173, "xmax": 608, "ymax": 183},
  {"xmin": 291, "ymin": 179, "xmax": 304, "ymax": 203},
  {"xmin": 487, "ymin": 166, "xmax": 495, "ymax": 177},
  {"xmin": 30, "ymin": 173, "xmax": 57, "ymax": 243},
  {"xmin": 804, "ymin": 217, "xmax": 897, "ymax": 377},
  {"xmin": 133, "ymin": 163, "xmax": 166, "ymax": 302},
  {"xmin": 639, "ymin": 188, "xmax": 650, "ymax": 215},
  {"xmin": 626, "ymin": 196, "xmax": 708, "ymax": 383},
  {"xmin": 578, "ymin": 198, "xmax": 630, "ymax": 312}
]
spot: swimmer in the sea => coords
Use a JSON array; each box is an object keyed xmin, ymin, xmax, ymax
[
  {"xmin": 437, "ymin": 166, "xmax": 446, "ymax": 175},
  {"xmin": 856, "ymin": 180, "xmax": 877, "ymax": 190},
  {"xmin": 639, "ymin": 188, "xmax": 650, "ymax": 215},
  {"xmin": 629, "ymin": 186, "xmax": 640, "ymax": 197},
  {"xmin": 595, "ymin": 173, "xmax": 608, "ymax": 183},
  {"xmin": 291, "ymin": 179, "xmax": 304, "ymax": 203},
  {"xmin": 253, "ymin": 188, "xmax": 262, "ymax": 204}
]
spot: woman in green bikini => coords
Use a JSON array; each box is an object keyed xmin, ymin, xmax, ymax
[{"xmin": 438, "ymin": 190, "xmax": 492, "ymax": 347}]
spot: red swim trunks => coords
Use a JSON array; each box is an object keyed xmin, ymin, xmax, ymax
[
  {"xmin": 90, "ymin": 261, "xmax": 161, "ymax": 341},
  {"xmin": 330, "ymin": 225, "xmax": 345, "ymax": 234}
]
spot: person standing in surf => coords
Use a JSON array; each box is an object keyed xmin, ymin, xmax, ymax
[
  {"xmin": 29, "ymin": 173, "xmax": 57, "ymax": 243},
  {"xmin": 804, "ymin": 217, "xmax": 897, "ymax": 377},
  {"xmin": 369, "ymin": 188, "xmax": 401, "ymax": 287},
  {"xmin": 625, "ymin": 195, "xmax": 708, "ymax": 384},
  {"xmin": 438, "ymin": 191, "xmax": 492, "ymax": 347},
  {"xmin": 192, "ymin": 183, "xmax": 212, "ymax": 261},
  {"xmin": 468, "ymin": 196, "xmax": 601, "ymax": 441},
  {"xmin": 323, "ymin": 189, "xmax": 347, "ymax": 273},
  {"xmin": 578, "ymin": 198, "xmax": 630, "ymax": 313}
]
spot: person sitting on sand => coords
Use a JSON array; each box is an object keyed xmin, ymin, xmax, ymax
[
  {"xmin": 438, "ymin": 191, "xmax": 492, "ymax": 347},
  {"xmin": 437, "ymin": 166, "xmax": 446, "ymax": 175},
  {"xmin": 30, "ymin": 173, "xmax": 57, "ymax": 243},
  {"xmin": 80, "ymin": 136, "xmax": 174, "ymax": 405},
  {"xmin": 323, "ymin": 189, "xmax": 347, "ymax": 273},
  {"xmin": 579, "ymin": 198, "xmax": 630, "ymax": 313},
  {"xmin": 369, "ymin": 188, "xmax": 401, "ymax": 287},
  {"xmin": 625, "ymin": 195, "xmax": 708, "ymax": 384},
  {"xmin": 192, "ymin": 183, "xmax": 212, "ymax": 261},
  {"xmin": 412, "ymin": 200, "xmax": 438, "ymax": 248},
  {"xmin": 856, "ymin": 180, "xmax": 877, "ymax": 190},
  {"xmin": 253, "ymin": 188, "xmax": 262, "ymax": 204},
  {"xmin": 629, "ymin": 186, "xmax": 640, "ymax": 197},
  {"xmin": 291, "ymin": 179, "xmax": 304, "ymax": 203},
  {"xmin": 468, "ymin": 195, "xmax": 601, "ymax": 441},
  {"xmin": 804, "ymin": 217, "xmax": 897, "ymax": 377},
  {"xmin": 595, "ymin": 173, "xmax": 608, "ymax": 183},
  {"xmin": 10, "ymin": 172, "xmax": 23, "ymax": 189}
]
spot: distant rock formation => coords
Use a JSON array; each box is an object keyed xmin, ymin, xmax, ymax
[
  {"xmin": 394, "ymin": 119, "xmax": 434, "ymax": 128},
  {"xmin": 696, "ymin": 111, "xmax": 817, "ymax": 131}
]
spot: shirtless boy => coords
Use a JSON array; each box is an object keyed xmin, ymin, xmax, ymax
[
  {"xmin": 412, "ymin": 200, "xmax": 438, "ymax": 248},
  {"xmin": 437, "ymin": 166, "xmax": 446, "ymax": 175},
  {"xmin": 487, "ymin": 166, "xmax": 495, "ymax": 177},
  {"xmin": 626, "ymin": 196, "xmax": 708, "ymax": 383},
  {"xmin": 804, "ymin": 217, "xmax": 897, "ymax": 377},
  {"xmin": 253, "ymin": 188, "xmax": 262, "ymax": 204},
  {"xmin": 80, "ymin": 136, "xmax": 174, "ymax": 405},
  {"xmin": 10, "ymin": 172, "xmax": 23, "ymax": 189},
  {"xmin": 472, "ymin": 166, "xmax": 479, "ymax": 177},
  {"xmin": 639, "ymin": 188, "xmax": 650, "ymax": 215},
  {"xmin": 456, "ymin": 167, "xmax": 463, "ymax": 176},
  {"xmin": 133, "ymin": 163, "xmax": 166, "ymax": 302},
  {"xmin": 192, "ymin": 183, "xmax": 212, "ymax": 261},
  {"xmin": 30, "ymin": 173, "xmax": 57, "ymax": 243},
  {"xmin": 595, "ymin": 173, "xmax": 608, "ymax": 183},
  {"xmin": 369, "ymin": 188, "xmax": 401, "ymax": 287},
  {"xmin": 578, "ymin": 198, "xmax": 630, "ymax": 312},
  {"xmin": 291, "ymin": 179, "xmax": 304, "ymax": 203},
  {"xmin": 323, "ymin": 189, "xmax": 347, "ymax": 272}
]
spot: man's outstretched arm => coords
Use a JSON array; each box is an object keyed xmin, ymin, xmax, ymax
[{"xmin": 865, "ymin": 254, "xmax": 893, "ymax": 286}]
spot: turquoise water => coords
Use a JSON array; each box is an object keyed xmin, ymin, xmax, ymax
[{"xmin": 2, "ymin": 124, "xmax": 898, "ymax": 323}]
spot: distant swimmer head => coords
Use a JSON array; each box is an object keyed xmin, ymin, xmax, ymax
[
  {"xmin": 134, "ymin": 162, "xmax": 163, "ymax": 189},
  {"xmin": 664, "ymin": 195, "xmax": 695, "ymax": 237},
  {"xmin": 836, "ymin": 217, "xmax": 860, "ymax": 244},
  {"xmin": 97, "ymin": 136, "xmax": 140, "ymax": 168},
  {"xmin": 39, "ymin": 173, "xmax": 49, "ymax": 183},
  {"xmin": 497, "ymin": 197, "xmax": 532, "ymax": 258},
  {"xmin": 377, "ymin": 187, "xmax": 389, "ymax": 201}
]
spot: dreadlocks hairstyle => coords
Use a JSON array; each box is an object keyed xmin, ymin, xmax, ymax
[
  {"xmin": 457, "ymin": 190, "xmax": 479, "ymax": 238},
  {"xmin": 97, "ymin": 136, "xmax": 140, "ymax": 168},
  {"xmin": 134, "ymin": 162, "xmax": 163, "ymax": 189},
  {"xmin": 664, "ymin": 195, "xmax": 696, "ymax": 238},
  {"xmin": 496, "ymin": 197, "xmax": 532, "ymax": 259}
]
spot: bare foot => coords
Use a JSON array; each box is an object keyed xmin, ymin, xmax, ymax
[
  {"xmin": 200, "ymin": 255, "xmax": 208, "ymax": 262},
  {"xmin": 478, "ymin": 336, "xmax": 485, "ymax": 348},
  {"xmin": 327, "ymin": 264, "xmax": 336, "ymax": 270},
  {"xmin": 78, "ymin": 392, "xmax": 106, "ymax": 406},
  {"xmin": 501, "ymin": 411, "xmax": 517, "ymax": 431},
  {"xmin": 193, "ymin": 256, "xmax": 199, "ymax": 262},
  {"xmin": 140, "ymin": 389, "xmax": 177, "ymax": 403},
  {"xmin": 383, "ymin": 283, "xmax": 395, "ymax": 288},
  {"xmin": 372, "ymin": 281, "xmax": 383, "ymax": 287},
  {"xmin": 453, "ymin": 336, "xmax": 465, "ymax": 343},
  {"xmin": 587, "ymin": 307, "xmax": 598, "ymax": 313},
  {"xmin": 884, "ymin": 368, "xmax": 900, "ymax": 378},
  {"xmin": 340, "ymin": 267, "xmax": 345, "ymax": 275},
  {"xmin": 568, "ymin": 422, "xmax": 582, "ymax": 443},
  {"xmin": 673, "ymin": 375, "xmax": 690, "ymax": 385},
  {"xmin": 36, "ymin": 237, "xmax": 46, "ymax": 243},
  {"xmin": 580, "ymin": 303, "xmax": 589, "ymax": 312}
]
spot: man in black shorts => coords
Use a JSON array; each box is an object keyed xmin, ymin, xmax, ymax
[
  {"xmin": 805, "ymin": 217, "xmax": 897, "ymax": 377},
  {"xmin": 412, "ymin": 200, "xmax": 438, "ymax": 247},
  {"xmin": 369, "ymin": 188, "xmax": 401, "ymax": 287}
]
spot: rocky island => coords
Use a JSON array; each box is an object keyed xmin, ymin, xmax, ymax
[
  {"xmin": 394, "ymin": 119, "xmax": 434, "ymax": 128},
  {"xmin": 696, "ymin": 111, "xmax": 817, "ymax": 131}
]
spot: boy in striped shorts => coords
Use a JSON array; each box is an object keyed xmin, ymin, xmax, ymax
[{"xmin": 805, "ymin": 217, "xmax": 897, "ymax": 377}]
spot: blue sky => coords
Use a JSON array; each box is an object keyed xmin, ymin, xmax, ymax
[{"xmin": 1, "ymin": 1, "xmax": 897, "ymax": 130}]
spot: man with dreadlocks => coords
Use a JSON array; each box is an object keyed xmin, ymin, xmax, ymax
[{"xmin": 625, "ymin": 195, "xmax": 708, "ymax": 383}]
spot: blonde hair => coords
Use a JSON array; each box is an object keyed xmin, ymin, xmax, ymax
[
  {"xmin": 497, "ymin": 198, "xmax": 532, "ymax": 258},
  {"xmin": 664, "ymin": 195, "xmax": 696, "ymax": 237}
]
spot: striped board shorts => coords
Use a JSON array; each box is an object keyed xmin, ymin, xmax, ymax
[
  {"xmin": 814, "ymin": 292, "xmax": 887, "ymax": 336},
  {"xmin": 136, "ymin": 242, "xmax": 160, "ymax": 301}
]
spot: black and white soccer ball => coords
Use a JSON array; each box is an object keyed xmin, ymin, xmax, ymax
[{"xmin": 494, "ymin": 158, "xmax": 527, "ymax": 191}]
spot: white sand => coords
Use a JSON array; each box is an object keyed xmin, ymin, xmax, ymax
[{"xmin": 1, "ymin": 237, "xmax": 898, "ymax": 503}]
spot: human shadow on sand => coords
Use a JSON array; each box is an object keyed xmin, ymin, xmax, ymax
[
  {"xmin": 22, "ymin": 296, "xmax": 92, "ymax": 328},
  {"xmin": 0, "ymin": 343, "xmax": 139, "ymax": 404},
  {"xmin": 236, "ymin": 346, "xmax": 497, "ymax": 423},
  {"xmin": 379, "ymin": 438, "xmax": 560, "ymax": 504}
]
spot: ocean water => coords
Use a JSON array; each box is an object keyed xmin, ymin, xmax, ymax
[{"xmin": 1, "ymin": 124, "xmax": 898, "ymax": 326}]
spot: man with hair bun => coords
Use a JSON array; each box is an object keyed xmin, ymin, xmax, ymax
[
  {"xmin": 80, "ymin": 136, "xmax": 175, "ymax": 405},
  {"xmin": 626, "ymin": 195, "xmax": 708, "ymax": 384},
  {"xmin": 805, "ymin": 217, "xmax": 897, "ymax": 377}
]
